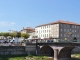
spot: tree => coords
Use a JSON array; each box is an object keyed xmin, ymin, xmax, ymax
[
  {"xmin": 3, "ymin": 32, "xmax": 9, "ymax": 37},
  {"xmin": 16, "ymin": 32, "xmax": 21, "ymax": 38},
  {"xmin": 0, "ymin": 32, "xmax": 3, "ymax": 36},
  {"xmin": 21, "ymin": 33, "xmax": 30, "ymax": 39},
  {"xmin": 10, "ymin": 32, "xmax": 17, "ymax": 38},
  {"xmin": 0, "ymin": 32, "xmax": 9, "ymax": 40},
  {"xmin": 73, "ymin": 37, "xmax": 77, "ymax": 42}
]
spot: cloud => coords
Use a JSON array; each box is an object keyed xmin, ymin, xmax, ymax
[{"xmin": 0, "ymin": 21, "xmax": 16, "ymax": 27}]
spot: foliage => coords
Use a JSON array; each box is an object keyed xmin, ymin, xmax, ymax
[
  {"xmin": 10, "ymin": 32, "xmax": 17, "ymax": 37},
  {"xmin": 16, "ymin": 32, "xmax": 21, "ymax": 38},
  {"xmin": 73, "ymin": 37, "xmax": 77, "ymax": 42},
  {"xmin": 21, "ymin": 33, "xmax": 30, "ymax": 39},
  {"xmin": 3, "ymin": 32, "xmax": 9, "ymax": 37},
  {"xmin": 28, "ymin": 55, "xmax": 33, "ymax": 57},
  {"xmin": 0, "ymin": 32, "xmax": 9, "ymax": 37}
]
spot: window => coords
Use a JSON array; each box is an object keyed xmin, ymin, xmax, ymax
[
  {"xmin": 60, "ymin": 24, "xmax": 62, "ymax": 27},
  {"xmin": 41, "ymin": 35, "xmax": 42, "ymax": 37},
  {"xmin": 45, "ymin": 26, "xmax": 46, "ymax": 29},
  {"xmin": 43, "ymin": 35, "xmax": 44, "ymax": 37},
  {"xmin": 61, "ymin": 34, "xmax": 62, "ymax": 37},
  {"xmin": 64, "ymin": 29, "xmax": 66, "ymax": 32},
  {"xmin": 61, "ymin": 29, "xmax": 62, "ymax": 31},
  {"xmin": 47, "ymin": 34, "xmax": 48, "ymax": 37},
  {"xmin": 43, "ymin": 30, "xmax": 44, "ymax": 33},
  {"xmin": 64, "ymin": 34, "xmax": 66, "ymax": 37},
  {"xmin": 72, "ymin": 35, "xmax": 74, "ymax": 37},
  {"xmin": 72, "ymin": 26, "xmax": 74, "ymax": 28},
  {"xmin": 41, "ymin": 27, "xmax": 42, "ymax": 29},
  {"xmin": 45, "ymin": 30, "xmax": 46, "ymax": 33},
  {"xmin": 45, "ymin": 34, "xmax": 46, "ymax": 37},
  {"xmin": 43, "ymin": 26, "xmax": 44, "ymax": 29}
]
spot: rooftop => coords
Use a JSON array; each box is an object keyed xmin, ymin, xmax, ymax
[
  {"xmin": 35, "ymin": 20, "xmax": 80, "ymax": 27},
  {"xmin": 21, "ymin": 27, "xmax": 35, "ymax": 32}
]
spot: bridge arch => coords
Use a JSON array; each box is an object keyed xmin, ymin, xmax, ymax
[
  {"xmin": 40, "ymin": 45, "xmax": 54, "ymax": 56},
  {"xmin": 58, "ymin": 46, "xmax": 75, "ymax": 59}
]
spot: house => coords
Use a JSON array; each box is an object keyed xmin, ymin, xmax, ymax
[
  {"xmin": 35, "ymin": 20, "xmax": 80, "ymax": 41},
  {"xmin": 21, "ymin": 27, "xmax": 36, "ymax": 39}
]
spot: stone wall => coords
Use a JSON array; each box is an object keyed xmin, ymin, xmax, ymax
[
  {"xmin": 0, "ymin": 46, "xmax": 26, "ymax": 55},
  {"xmin": 72, "ymin": 47, "xmax": 80, "ymax": 54},
  {"xmin": 26, "ymin": 44, "xmax": 36, "ymax": 55}
]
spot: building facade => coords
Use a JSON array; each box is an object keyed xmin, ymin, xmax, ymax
[
  {"xmin": 35, "ymin": 20, "xmax": 80, "ymax": 41},
  {"xmin": 21, "ymin": 27, "xmax": 36, "ymax": 39}
]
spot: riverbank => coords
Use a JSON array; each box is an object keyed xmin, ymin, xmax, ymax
[
  {"xmin": 0, "ymin": 55, "xmax": 53, "ymax": 60},
  {"xmin": 0, "ymin": 54, "xmax": 80, "ymax": 60}
]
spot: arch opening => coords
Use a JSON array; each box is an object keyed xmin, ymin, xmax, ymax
[
  {"xmin": 40, "ymin": 45, "xmax": 54, "ymax": 56},
  {"xmin": 58, "ymin": 47, "xmax": 75, "ymax": 59}
]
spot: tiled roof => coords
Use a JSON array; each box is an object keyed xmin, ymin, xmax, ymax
[
  {"xmin": 35, "ymin": 20, "xmax": 80, "ymax": 27},
  {"xmin": 21, "ymin": 27, "xmax": 35, "ymax": 33}
]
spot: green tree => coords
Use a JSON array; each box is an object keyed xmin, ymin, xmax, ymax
[
  {"xmin": 0, "ymin": 32, "xmax": 9, "ymax": 40},
  {"xmin": 10, "ymin": 32, "xmax": 17, "ymax": 38},
  {"xmin": 21, "ymin": 33, "xmax": 30, "ymax": 39},
  {"xmin": 16, "ymin": 32, "xmax": 21, "ymax": 38},
  {"xmin": 0, "ymin": 32, "xmax": 3, "ymax": 36},
  {"xmin": 73, "ymin": 37, "xmax": 77, "ymax": 42},
  {"xmin": 3, "ymin": 32, "xmax": 9, "ymax": 37}
]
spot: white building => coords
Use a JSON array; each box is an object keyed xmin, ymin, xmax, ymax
[
  {"xmin": 21, "ymin": 27, "xmax": 36, "ymax": 39},
  {"xmin": 35, "ymin": 24, "xmax": 52, "ymax": 39},
  {"xmin": 35, "ymin": 20, "xmax": 80, "ymax": 41}
]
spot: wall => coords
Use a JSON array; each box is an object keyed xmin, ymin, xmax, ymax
[
  {"xmin": 26, "ymin": 44, "xmax": 36, "ymax": 55},
  {"xmin": 0, "ymin": 46, "xmax": 26, "ymax": 55}
]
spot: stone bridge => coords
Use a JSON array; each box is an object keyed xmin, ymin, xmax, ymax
[{"xmin": 36, "ymin": 42, "xmax": 80, "ymax": 60}]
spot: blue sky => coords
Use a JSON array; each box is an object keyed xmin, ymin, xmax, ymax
[{"xmin": 0, "ymin": 0, "xmax": 80, "ymax": 32}]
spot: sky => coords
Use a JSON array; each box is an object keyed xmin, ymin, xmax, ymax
[{"xmin": 0, "ymin": 0, "xmax": 80, "ymax": 32}]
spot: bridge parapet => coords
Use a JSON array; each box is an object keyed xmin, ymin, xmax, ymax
[{"xmin": 36, "ymin": 42, "xmax": 80, "ymax": 47}]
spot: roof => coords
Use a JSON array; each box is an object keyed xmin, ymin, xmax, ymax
[
  {"xmin": 21, "ymin": 27, "xmax": 35, "ymax": 33},
  {"xmin": 35, "ymin": 20, "xmax": 80, "ymax": 27}
]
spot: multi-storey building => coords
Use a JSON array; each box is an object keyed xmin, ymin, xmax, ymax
[
  {"xmin": 21, "ymin": 27, "xmax": 35, "ymax": 39},
  {"xmin": 35, "ymin": 20, "xmax": 80, "ymax": 41}
]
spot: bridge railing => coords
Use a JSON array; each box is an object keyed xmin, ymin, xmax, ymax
[
  {"xmin": 0, "ymin": 39, "xmax": 79, "ymax": 46},
  {"xmin": 25, "ymin": 39, "xmax": 80, "ymax": 43}
]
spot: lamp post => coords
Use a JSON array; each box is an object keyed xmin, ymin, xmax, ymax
[{"xmin": 8, "ymin": 30, "xmax": 12, "ymax": 42}]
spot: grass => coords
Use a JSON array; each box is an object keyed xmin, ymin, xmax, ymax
[
  {"xmin": 26, "ymin": 55, "xmax": 53, "ymax": 60},
  {"xmin": 0, "ymin": 54, "xmax": 80, "ymax": 60},
  {"xmin": 0, "ymin": 55, "xmax": 53, "ymax": 60},
  {"xmin": 0, "ymin": 55, "xmax": 26, "ymax": 60}
]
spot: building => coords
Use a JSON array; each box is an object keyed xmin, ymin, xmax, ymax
[
  {"xmin": 21, "ymin": 27, "xmax": 36, "ymax": 39},
  {"xmin": 35, "ymin": 20, "xmax": 80, "ymax": 41}
]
